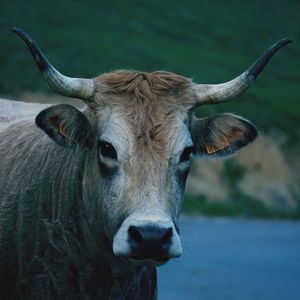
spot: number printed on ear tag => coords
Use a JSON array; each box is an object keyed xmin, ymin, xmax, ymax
[{"xmin": 205, "ymin": 137, "xmax": 230, "ymax": 154}]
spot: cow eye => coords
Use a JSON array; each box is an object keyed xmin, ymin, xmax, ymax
[
  {"xmin": 179, "ymin": 146, "xmax": 194, "ymax": 163},
  {"xmin": 99, "ymin": 141, "xmax": 118, "ymax": 160}
]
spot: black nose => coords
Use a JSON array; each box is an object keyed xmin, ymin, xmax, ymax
[{"xmin": 128, "ymin": 225, "xmax": 173, "ymax": 260}]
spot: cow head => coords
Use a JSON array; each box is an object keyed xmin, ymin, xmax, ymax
[{"xmin": 13, "ymin": 28, "xmax": 291, "ymax": 265}]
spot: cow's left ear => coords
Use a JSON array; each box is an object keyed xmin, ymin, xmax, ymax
[
  {"xmin": 190, "ymin": 113, "xmax": 257, "ymax": 158},
  {"xmin": 36, "ymin": 104, "xmax": 92, "ymax": 148}
]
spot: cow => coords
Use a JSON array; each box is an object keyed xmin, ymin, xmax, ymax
[{"xmin": 0, "ymin": 27, "xmax": 291, "ymax": 299}]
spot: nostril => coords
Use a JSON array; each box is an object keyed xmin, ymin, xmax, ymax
[
  {"xmin": 128, "ymin": 225, "xmax": 173, "ymax": 254},
  {"xmin": 128, "ymin": 226, "xmax": 143, "ymax": 247},
  {"xmin": 161, "ymin": 227, "xmax": 173, "ymax": 249}
]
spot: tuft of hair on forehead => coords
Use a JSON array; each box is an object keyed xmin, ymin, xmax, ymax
[
  {"xmin": 93, "ymin": 70, "xmax": 195, "ymax": 161},
  {"xmin": 95, "ymin": 70, "xmax": 193, "ymax": 98}
]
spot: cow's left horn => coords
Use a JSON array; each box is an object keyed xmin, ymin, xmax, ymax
[
  {"xmin": 12, "ymin": 28, "xmax": 95, "ymax": 101},
  {"xmin": 194, "ymin": 38, "xmax": 292, "ymax": 105}
]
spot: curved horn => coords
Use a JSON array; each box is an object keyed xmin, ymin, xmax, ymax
[
  {"xmin": 12, "ymin": 27, "xmax": 95, "ymax": 100},
  {"xmin": 194, "ymin": 38, "xmax": 292, "ymax": 105}
]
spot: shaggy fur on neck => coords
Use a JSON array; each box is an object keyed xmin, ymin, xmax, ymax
[{"xmin": 0, "ymin": 121, "xmax": 156, "ymax": 300}]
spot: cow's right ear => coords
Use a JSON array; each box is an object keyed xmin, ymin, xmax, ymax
[{"xmin": 36, "ymin": 104, "xmax": 92, "ymax": 148}]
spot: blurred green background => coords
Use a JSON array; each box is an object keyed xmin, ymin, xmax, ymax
[{"xmin": 0, "ymin": 0, "xmax": 299, "ymax": 218}]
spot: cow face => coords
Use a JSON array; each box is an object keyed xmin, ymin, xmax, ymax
[
  {"xmin": 36, "ymin": 71, "xmax": 257, "ymax": 266},
  {"xmin": 97, "ymin": 111, "xmax": 189, "ymax": 264}
]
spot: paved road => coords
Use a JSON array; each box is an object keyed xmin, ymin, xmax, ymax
[{"xmin": 158, "ymin": 217, "xmax": 300, "ymax": 300}]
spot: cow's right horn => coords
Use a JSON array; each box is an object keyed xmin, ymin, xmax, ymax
[{"xmin": 12, "ymin": 28, "xmax": 95, "ymax": 101}]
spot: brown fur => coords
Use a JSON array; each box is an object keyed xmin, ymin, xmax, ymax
[
  {"xmin": 95, "ymin": 70, "xmax": 192, "ymax": 96},
  {"xmin": 94, "ymin": 70, "xmax": 195, "ymax": 159}
]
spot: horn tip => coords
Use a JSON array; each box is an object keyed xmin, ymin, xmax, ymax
[
  {"xmin": 248, "ymin": 37, "xmax": 293, "ymax": 79},
  {"xmin": 277, "ymin": 37, "xmax": 293, "ymax": 47},
  {"xmin": 12, "ymin": 27, "xmax": 26, "ymax": 36},
  {"xmin": 12, "ymin": 27, "xmax": 32, "ymax": 44},
  {"xmin": 12, "ymin": 27, "xmax": 19, "ymax": 33},
  {"xmin": 12, "ymin": 27, "xmax": 49, "ymax": 73},
  {"xmin": 12, "ymin": 27, "xmax": 20, "ymax": 32}
]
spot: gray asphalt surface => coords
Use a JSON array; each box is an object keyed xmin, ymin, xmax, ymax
[{"xmin": 158, "ymin": 217, "xmax": 300, "ymax": 300}]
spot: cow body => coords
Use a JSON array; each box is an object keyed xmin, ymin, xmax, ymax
[
  {"xmin": 0, "ymin": 29, "xmax": 290, "ymax": 299},
  {"xmin": 0, "ymin": 116, "xmax": 156, "ymax": 300},
  {"xmin": 0, "ymin": 99, "xmax": 48, "ymax": 131}
]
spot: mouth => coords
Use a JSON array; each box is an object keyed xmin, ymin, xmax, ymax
[{"xmin": 129, "ymin": 256, "xmax": 170, "ymax": 266}]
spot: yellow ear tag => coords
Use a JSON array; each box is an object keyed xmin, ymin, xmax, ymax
[
  {"xmin": 50, "ymin": 116, "xmax": 79, "ymax": 144},
  {"xmin": 59, "ymin": 124, "xmax": 79, "ymax": 144},
  {"xmin": 59, "ymin": 124, "xmax": 69, "ymax": 139},
  {"xmin": 205, "ymin": 136, "xmax": 230, "ymax": 154}
]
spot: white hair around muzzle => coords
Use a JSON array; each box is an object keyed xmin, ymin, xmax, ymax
[{"xmin": 113, "ymin": 212, "xmax": 182, "ymax": 259}]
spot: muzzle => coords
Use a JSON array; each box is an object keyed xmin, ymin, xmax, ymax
[{"xmin": 113, "ymin": 212, "xmax": 182, "ymax": 265}]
